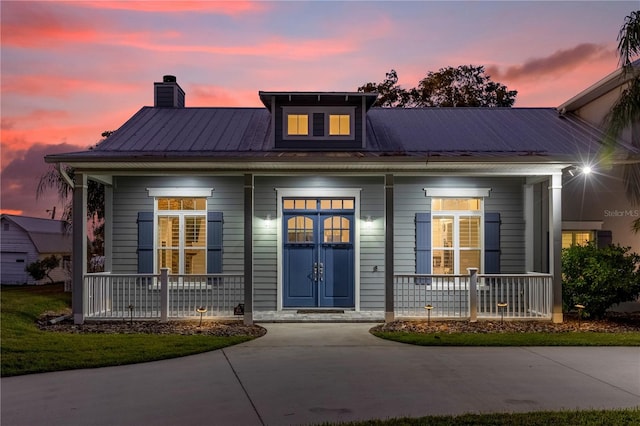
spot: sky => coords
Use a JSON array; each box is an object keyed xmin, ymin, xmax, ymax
[{"xmin": 1, "ymin": 0, "xmax": 637, "ymax": 219}]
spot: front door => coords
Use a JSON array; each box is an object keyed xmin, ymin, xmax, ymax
[{"xmin": 283, "ymin": 198, "xmax": 355, "ymax": 308}]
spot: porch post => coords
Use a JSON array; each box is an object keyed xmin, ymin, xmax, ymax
[
  {"xmin": 72, "ymin": 172, "xmax": 87, "ymax": 324},
  {"xmin": 468, "ymin": 268, "xmax": 478, "ymax": 322},
  {"xmin": 243, "ymin": 174, "xmax": 254, "ymax": 325},
  {"xmin": 549, "ymin": 173, "xmax": 563, "ymax": 323},
  {"xmin": 384, "ymin": 174, "xmax": 395, "ymax": 322},
  {"xmin": 104, "ymin": 184, "xmax": 113, "ymax": 272},
  {"xmin": 523, "ymin": 183, "xmax": 534, "ymax": 273},
  {"xmin": 160, "ymin": 268, "xmax": 169, "ymax": 322}
]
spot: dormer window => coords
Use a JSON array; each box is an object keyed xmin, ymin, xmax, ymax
[
  {"xmin": 329, "ymin": 114, "xmax": 350, "ymax": 136},
  {"xmin": 283, "ymin": 107, "xmax": 355, "ymax": 141},
  {"xmin": 287, "ymin": 114, "xmax": 309, "ymax": 136}
]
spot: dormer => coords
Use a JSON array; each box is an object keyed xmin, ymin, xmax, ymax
[{"xmin": 259, "ymin": 91, "xmax": 378, "ymax": 150}]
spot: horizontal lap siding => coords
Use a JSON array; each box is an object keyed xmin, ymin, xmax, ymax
[
  {"xmin": 394, "ymin": 177, "xmax": 525, "ymax": 275},
  {"xmin": 112, "ymin": 176, "xmax": 244, "ymax": 274}
]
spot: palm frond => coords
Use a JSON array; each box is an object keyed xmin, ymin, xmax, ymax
[{"xmin": 618, "ymin": 11, "xmax": 640, "ymax": 68}]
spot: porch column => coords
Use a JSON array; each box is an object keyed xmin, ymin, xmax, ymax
[
  {"xmin": 549, "ymin": 173, "xmax": 563, "ymax": 323},
  {"xmin": 523, "ymin": 183, "xmax": 534, "ymax": 273},
  {"xmin": 72, "ymin": 172, "xmax": 88, "ymax": 325},
  {"xmin": 384, "ymin": 174, "xmax": 395, "ymax": 322},
  {"xmin": 104, "ymin": 184, "xmax": 113, "ymax": 272},
  {"xmin": 243, "ymin": 174, "xmax": 254, "ymax": 325}
]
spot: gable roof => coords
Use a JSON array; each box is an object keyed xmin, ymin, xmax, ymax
[
  {"xmin": 46, "ymin": 105, "xmax": 636, "ymax": 166},
  {"xmin": 1, "ymin": 215, "xmax": 72, "ymax": 254}
]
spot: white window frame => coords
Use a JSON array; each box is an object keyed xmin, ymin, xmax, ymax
[
  {"xmin": 147, "ymin": 188, "xmax": 212, "ymax": 275},
  {"xmin": 425, "ymin": 188, "xmax": 491, "ymax": 276}
]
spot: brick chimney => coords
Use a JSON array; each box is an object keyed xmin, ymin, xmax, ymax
[{"xmin": 154, "ymin": 75, "xmax": 185, "ymax": 108}]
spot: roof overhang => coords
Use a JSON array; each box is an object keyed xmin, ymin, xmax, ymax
[{"xmin": 258, "ymin": 91, "xmax": 379, "ymax": 111}]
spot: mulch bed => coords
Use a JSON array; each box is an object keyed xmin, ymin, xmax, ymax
[
  {"xmin": 37, "ymin": 310, "xmax": 266, "ymax": 337},
  {"xmin": 37, "ymin": 310, "xmax": 640, "ymax": 336},
  {"xmin": 373, "ymin": 312, "xmax": 640, "ymax": 334}
]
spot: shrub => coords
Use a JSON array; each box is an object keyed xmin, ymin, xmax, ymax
[
  {"xmin": 25, "ymin": 255, "xmax": 60, "ymax": 284},
  {"xmin": 562, "ymin": 243, "xmax": 640, "ymax": 318}
]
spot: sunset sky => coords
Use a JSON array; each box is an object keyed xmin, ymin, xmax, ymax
[{"xmin": 1, "ymin": 0, "xmax": 637, "ymax": 219}]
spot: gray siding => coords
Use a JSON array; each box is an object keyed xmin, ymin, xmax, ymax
[
  {"xmin": 112, "ymin": 176, "xmax": 244, "ymax": 274},
  {"xmin": 394, "ymin": 177, "xmax": 526, "ymax": 275}
]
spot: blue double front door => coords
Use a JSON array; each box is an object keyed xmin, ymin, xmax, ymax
[{"xmin": 283, "ymin": 198, "xmax": 355, "ymax": 308}]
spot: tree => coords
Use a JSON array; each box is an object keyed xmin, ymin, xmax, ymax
[
  {"xmin": 25, "ymin": 255, "xmax": 60, "ymax": 284},
  {"xmin": 358, "ymin": 65, "xmax": 517, "ymax": 108},
  {"xmin": 604, "ymin": 11, "xmax": 640, "ymax": 232},
  {"xmin": 357, "ymin": 69, "xmax": 413, "ymax": 107}
]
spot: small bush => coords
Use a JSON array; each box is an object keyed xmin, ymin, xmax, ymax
[{"xmin": 562, "ymin": 243, "xmax": 640, "ymax": 318}]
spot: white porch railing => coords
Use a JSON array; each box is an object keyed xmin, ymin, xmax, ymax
[
  {"xmin": 84, "ymin": 269, "xmax": 244, "ymax": 320},
  {"xmin": 394, "ymin": 271, "xmax": 552, "ymax": 320}
]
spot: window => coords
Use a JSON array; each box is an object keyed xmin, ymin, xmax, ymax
[
  {"xmin": 282, "ymin": 107, "xmax": 355, "ymax": 142},
  {"xmin": 329, "ymin": 114, "xmax": 350, "ymax": 135},
  {"xmin": 562, "ymin": 231, "xmax": 594, "ymax": 248},
  {"xmin": 287, "ymin": 114, "xmax": 308, "ymax": 135},
  {"xmin": 156, "ymin": 197, "xmax": 207, "ymax": 274},
  {"xmin": 431, "ymin": 198, "xmax": 482, "ymax": 274}
]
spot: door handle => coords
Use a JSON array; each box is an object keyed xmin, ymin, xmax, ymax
[
  {"xmin": 313, "ymin": 262, "xmax": 318, "ymax": 282},
  {"xmin": 318, "ymin": 262, "xmax": 324, "ymax": 282}
]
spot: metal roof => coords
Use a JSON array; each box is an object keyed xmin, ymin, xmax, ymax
[{"xmin": 46, "ymin": 105, "xmax": 637, "ymax": 164}]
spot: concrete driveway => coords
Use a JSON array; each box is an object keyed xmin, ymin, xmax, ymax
[{"xmin": 2, "ymin": 323, "xmax": 639, "ymax": 426}]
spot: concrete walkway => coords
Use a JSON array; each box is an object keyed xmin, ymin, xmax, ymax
[{"xmin": 2, "ymin": 323, "xmax": 639, "ymax": 426}]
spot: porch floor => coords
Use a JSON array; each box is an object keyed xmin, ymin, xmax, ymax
[{"xmin": 253, "ymin": 310, "xmax": 385, "ymax": 322}]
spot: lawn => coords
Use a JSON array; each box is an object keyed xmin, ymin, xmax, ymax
[
  {"xmin": 1, "ymin": 284, "xmax": 257, "ymax": 377},
  {"xmin": 372, "ymin": 330, "xmax": 640, "ymax": 346},
  {"xmin": 322, "ymin": 408, "xmax": 640, "ymax": 425}
]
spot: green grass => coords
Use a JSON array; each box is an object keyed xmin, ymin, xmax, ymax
[
  {"xmin": 1, "ymin": 284, "xmax": 257, "ymax": 377},
  {"xmin": 320, "ymin": 408, "xmax": 640, "ymax": 425},
  {"xmin": 372, "ymin": 330, "xmax": 640, "ymax": 346}
]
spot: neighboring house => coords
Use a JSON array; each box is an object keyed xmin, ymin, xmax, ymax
[
  {"xmin": 46, "ymin": 75, "xmax": 640, "ymax": 325},
  {"xmin": 558, "ymin": 60, "xmax": 640, "ymax": 255},
  {"xmin": 0, "ymin": 214, "xmax": 72, "ymax": 285}
]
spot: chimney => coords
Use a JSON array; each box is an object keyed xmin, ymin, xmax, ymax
[{"xmin": 154, "ymin": 75, "xmax": 185, "ymax": 108}]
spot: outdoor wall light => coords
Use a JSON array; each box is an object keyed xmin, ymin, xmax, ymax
[
  {"xmin": 196, "ymin": 306, "xmax": 208, "ymax": 326},
  {"xmin": 424, "ymin": 304, "xmax": 434, "ymax": 325},
  {"xmin": 265, "ymin": 214, "xmax": 273, "ymax": 228},
  {"xmin": 365, "ymin": 215, "xmax": 373, "ymax": 229},
  {"xmin": 581, "ymin": 166, "xmax": 592, "ymax": 175}
]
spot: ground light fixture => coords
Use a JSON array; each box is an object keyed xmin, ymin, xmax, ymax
[
  {"xmin": 127, "ymin": 304, "xmax": 135, "ymax": 324},
  {"xmin": 575, "ymin": 304, "xmax": 585, "ymax": 329},
  {"xmin": 196, "ymin": 306, "xmax": 208, "ymax": 326},
  {"xmin": 497, "ymin": 302, "xmax": 508, "ymax": 324},
  {"xmin": 424, "ymin": 304, "xmax": 434, "ymax": 324}
]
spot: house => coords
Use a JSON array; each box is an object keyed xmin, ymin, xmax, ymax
[
  {"xmin": 0, "ymin": 214, "xmax": 72, "ymax": 285},
  {"xmin": 558, "ymin": 59, "xmax": 640, "ymax": 255},
  {"xmin": 45, "ymin": 75, "xmax": 640, "ymax": 325}
]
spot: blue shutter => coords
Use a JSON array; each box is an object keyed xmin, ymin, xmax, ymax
[
  {"xmin": 137, "ymin": 212, "xmax": 154, "ymax": 273},
  {"xmin": 416, "ymin": 213, "xmax": 431, "ymax": 276},
  {"xmin": 207, "ymin": 212, "xmax": 223, "ymax": 274},
  {"xmin": 484, "ymin": 212, "xmax": 501, "ymax": 274}
]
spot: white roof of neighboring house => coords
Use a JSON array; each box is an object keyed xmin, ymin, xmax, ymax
[
  {"xmin": 1, "ymin": 214, "xmax": 72, "ymax": 254},
  {"xmin": 558, "ymin": 59, "xmax": 640, "ymax": 113}
]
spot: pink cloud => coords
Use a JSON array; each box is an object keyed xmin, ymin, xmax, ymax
[
  {"xmin": 486, "ymin": 43, "xmax": 615, "ymax": 83},
  {"xmin": 78, "ymin": 1, "xmax": 268, "ymax": 15},
  {"xmin": 2, "ymin": 74, "xmax": 140, "ymax": 98},
  {"xmin": 188, "ymin": 85, "xmax": 261, "ymax": 107}
]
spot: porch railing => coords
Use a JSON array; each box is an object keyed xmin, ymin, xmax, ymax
[
  {"xmin": 394, "ymin": 270, "xmax": 552, "ymax": 320},
  {"xmin": 84, "ymin": 269, "xmax": 244, "ymax": 320}
]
